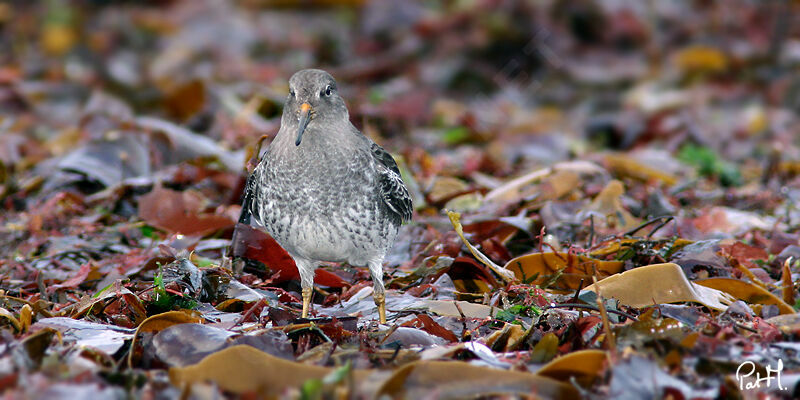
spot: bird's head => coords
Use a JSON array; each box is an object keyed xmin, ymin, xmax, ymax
[{"xmin": 286, "ymin": 69, "xmax": 347, "ymax": 146}]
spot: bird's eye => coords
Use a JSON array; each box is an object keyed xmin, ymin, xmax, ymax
[
  {"xmin": 289, "ymin": 89, "xmax": 295, "ymax": 97},
  {"xmin": 324, "ymin": 85, "xmax": 332, "ymax": 96}
]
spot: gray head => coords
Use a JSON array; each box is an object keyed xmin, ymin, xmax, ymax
[{"xmin": 285, "ymin": 69, "xmax": 349, "ymax": 146}]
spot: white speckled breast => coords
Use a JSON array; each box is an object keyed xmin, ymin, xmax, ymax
[{"xmin": 251, "ymin": 128, "xmax": 398, "ymax": 267}]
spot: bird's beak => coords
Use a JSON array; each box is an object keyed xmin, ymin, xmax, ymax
[{"xmin": 296, "ymin": 103, "xmax": 312, "ymax": 146}]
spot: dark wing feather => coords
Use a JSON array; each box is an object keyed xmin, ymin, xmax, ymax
[
  {"xmin": 371, "ymin": 142, "xmax": 412, "ymax": 225},
  {"xmin": 238, "ymin": 171, "xmax": 257, "ymax": 225}
]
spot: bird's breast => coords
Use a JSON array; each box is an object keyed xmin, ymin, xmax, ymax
[{"xmin": 254, "ymin": 149, "xmax": 395, "ymax": 265}]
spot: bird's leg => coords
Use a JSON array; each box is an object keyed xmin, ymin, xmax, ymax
[
  {"xmin": 374, "ymin": 292, "xmax": 386, "ymax": 324},
  {"xmin": 301, "ymin": 287, "xmax": 312, "ymax": 318},
  {"xmin": 296, "ymin": 258, "xmax": 316, "ymax": 319},
  {"xmin": 368, "ymin": 260, "xmax": 387, "ymax": 324}
]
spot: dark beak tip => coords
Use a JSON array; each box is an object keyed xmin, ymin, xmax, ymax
[{"xmin": 295, "ymin": 106, "xmax": 312, "ymax": 147}]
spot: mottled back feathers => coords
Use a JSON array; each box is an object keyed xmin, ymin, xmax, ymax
[{"xmin": 371, "ymin": 142, "xmax": 412, "ymax": 226}]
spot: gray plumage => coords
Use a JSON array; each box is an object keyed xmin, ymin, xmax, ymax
[{"xmin": 247, "ymin": 69, "xmax": 411, "ymax": 321}]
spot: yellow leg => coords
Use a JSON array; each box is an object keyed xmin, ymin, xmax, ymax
[
  {"xmin": 301, "ymin": 287, "xmax": 312, "ymax": 318},
  {"xmin": 374, "ymin": 292, "xmax": 386, "ymax": 324}
]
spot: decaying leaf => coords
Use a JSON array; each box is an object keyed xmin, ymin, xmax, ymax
[
  {"xmin": 505, "ymin": 252, "xmax": 624, "ymax": 293},
  {"xmin": 530, "ymin": 332, "xmax": 559, "ymax": 363},
  {"xmin": 138, "ymin": 185, "xmax": 236, "ymax": 236},
  {"xmin": 169, "ymin": 344, "xmax": 371, "ymax": 396},
  {"xmin": 604, "ymin": 153, "xmax": 679, "ymax": 185},
  {"xmin": 32, "ymin": 317, "xmax": 134, "ymax": 355},
  {"xmin": 765, "ymin": 314, "xmax": 800, "ymax": 334},
  {"xmin": 483, "ymin": 160, "xmax": 606, "ymax": 204},
  {"xmin": 448, "ymin": 257, "xmax": 499, "ymax": 296},
  {"xmin": 583, "ymin": 263, "xmax": 734, "ymax": 311},
  {"xmin": 428, "ymin": 176, "xmax": 469, "ymax": 204},
  {"xmin": 673, "ymin": 45, "xmax": 728, "ymax": 75},
  {"xmin": 584, "ymin": 179, "xmax": 640, "ymax": 231},
  {"xmin": 56, "ymin": 134, "xmax": 150, "ymax": 188},
  {"xmin": 400, "ymin": 314, "xmax": 459, "ymax": 343},
  {"xmin": 694, "ymin": 278, "xmax": 795, "ymax": 315},
  {"xmin": 422, "ymin": 299, "xmax": 495, "ymax": 319},
  {"xmin": 536, "ymin": 349, "xmax": 608, "ymax": 386},
  {"xmin": 0, "ymin": 306, "xmax": 22, "ymax": 331},
  {"xmin": 483, "ymin": 322, "xmax": 526, "ymax": 351},
  {"xmin": 128, "ymin": 310, "xmax": 203, "ymax": 367},
  {"xmin": 376, "ymin": 359, "xmax": 579, "ymax": 399},
  {"xmin": 18, "ymin": 304, "xmax": 32, "ymax": 332},
  {"xmin": 163, "ymin": 80, "xmax": 206, "ymax": 121},
  {"xmin": 781, "ymin": 257, "xmax": 795, "ymax": 306}
]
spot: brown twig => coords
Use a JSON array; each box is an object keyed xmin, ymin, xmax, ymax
[{"xmin": 592, "ymin": 268, "xmax": 616, "ymax": 354}]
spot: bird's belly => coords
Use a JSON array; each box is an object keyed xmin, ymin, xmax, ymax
[{"xmin": 263, "ymin": 206, "xmax": 393, "ymax": 266}]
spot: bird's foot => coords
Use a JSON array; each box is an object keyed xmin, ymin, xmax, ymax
[
  {"xmin": 373, "ymin": 292, "xmax": 386, "ymax": 324},
  {"xmin": 301, "ymin": 287, "xmax": 313, "ymax": 318}
]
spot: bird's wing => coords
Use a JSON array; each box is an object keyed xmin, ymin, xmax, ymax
[
  {"xmin": 371, "ymin": 142, "xmax": 412, "ymax": 224},
  {"xmin": 238, "ymin": 170, "xmax": 257, "ymax": 225}
]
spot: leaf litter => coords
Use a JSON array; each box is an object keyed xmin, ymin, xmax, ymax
[{"xmin": 1, "ymin": 1, "xmax": 800, "ymax": 399}]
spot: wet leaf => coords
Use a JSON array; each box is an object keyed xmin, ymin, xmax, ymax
[
  {"xmin": 400, "ymin": 314, "xmax": 458, "ymax": 342},
  {"xmin": 383, "ymin": 326, "xmax": 448, "ymax": 347},
  {"xmin": 135, "ymin": 117, "xmax": 243, "ymax": 171},
  {"xmin": 505, "ymin": 252, "xmax": 624, "ymax": 292},
  {"xmin": 169, "ymin": 344, "xmax": 371, "ymax": 396},
  {"xmin": 536, "ymin": 349, "xmax": 607, "ymax": 386},
  {"xmin": 41, "ymin": 24, "xmax": 77, "ymax": 56},
  {"xmin": 674, "ymin": 45, "xmax": 728, "ymax": 75},
  {"xmin": 128, "ymin": 310, "xmax": 203, "ymax": 367},
  {"xmin": 56, "ymin": 134, "xmax": 150, "ymax": 188},
  {"xmin": 0, "ymin": 306, "xmax": 21, "ymax": 331},
  {"xmin": 604, "ymin": 153, "xmax": 678, "ymax": 185},
  {"xmin": 47, "ymin": 262, "xmax": 93, "ymax": 294},
  {"xmin": 694, "ymin": 278, "xmax": 795, "ymax": 315},
  {"xmin": 153, "ymin": 323, "xmax": 234, "ymax": 367},
  {"xmin": 448, "ymin": 257, "xmax": 498, "ymax": 296},
  {"xmin": 583, "ymin": 263, "xmax": 734, "ymax": 311},
  {"xmin": 138, "ymin": 185, "xmax": 235, "ymax": 236},
  {"xmin": 64, "ymin": 283, "xmax": 148, "ymax": 328},
  {"xmin": 423, "ymin": 299, "xmax": 495, "ymax": 319},
  {"xmin": 765, "ymin": 314, "xmax": 800, "ymax": 334},
  {"xmin": 609, "ymin": 354, "xmax": 713, "ymax": 398},
  {"xmin": 483, "ymin": 161, "xmax": 606, "ymax": 204},
  {"xmin": 781, "ymin": 257, "xmax": 795, "ymax": 306},
  {"xmin": 15, "ymin": 328, "xmax": 58, "ymax": 370},
  {"xmin": 495, "ymin": 304, "xmax": 541, "ymax": 322},
  {"xmin": 584, "ymin": 179, "xmax": 640, "ymax": 231},
  {"xmin": 484, "ymin": 322, "xmax": 526, "ymax": 351},
  {"xmin": 389, "ymin": 255, "xmax": 453, "ymax": 287},
  {"xmin": 32, "ymin": 317, "xmax": 134, "ymax": 354},
  {"xmin": 17, "ymin": 304, "xmax": 32, "ymax": 332},
  {"xmin": 376, "ymin": 360, "xmax": 578, "ymax": 399},
  {"xmin": 429, "ymin": 176, "xmax": 469, "ymax": 204},
  {"xmin": 163, "ymin": 80, "xmax": 206, "ymax": 121}
]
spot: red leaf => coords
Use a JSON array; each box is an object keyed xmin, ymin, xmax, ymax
[
  {"xmin": 231, "ymin": 223, "xmax": 349, "ymax": 288},
  {"xmin": 401, "ymin": 314, "xmax": 459, "ymax": 342},
  {"xmin": 720, "ymin": 241, "xmax": 769, "ymax": 269},
  {"xmin": 47, "ymin": 263, "xmax": 92, "ymax": 294},
  {"xmin": 138, "ymin": 185, "xmax": 235, "ymax": 236}
]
